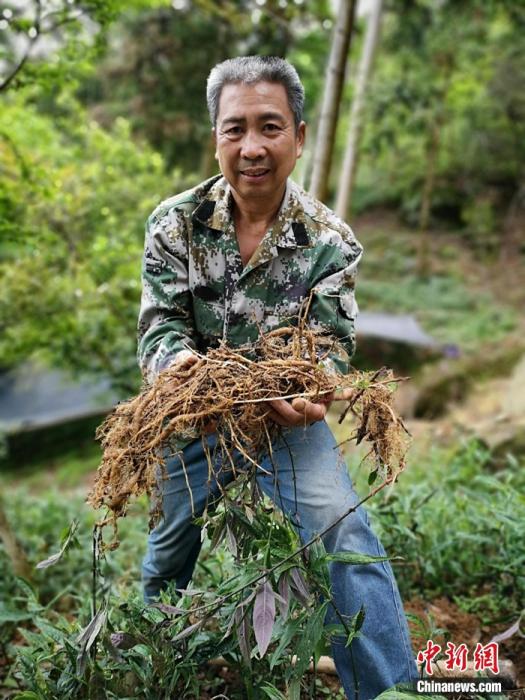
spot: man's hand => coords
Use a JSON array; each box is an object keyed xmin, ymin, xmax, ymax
[
  {"xmin": 172, "ymin": 350, "xmax": 199, "ymax": 371},
  {"xmin": 172, "ymin": 353, "xmax": 353, "ymax": 433},
  {"xmin": 265, "ymin": 387, "xmax": 358, "ymax": 428},
  {"xmin": 265, "ymin": 397, "xmax": 329, "ymax": 428}
]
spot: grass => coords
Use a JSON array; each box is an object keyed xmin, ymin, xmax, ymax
[
  {"xmin": 357, "ymin": 227, "xmax": 519, "ymax": 350},
  {"xmin": 0, "ymin": 420, "xmax": 523, "ymax": 697},
  {"xmin": 1, "ymin": 439, "xmax": 100, "ymax": 491},
  {"xmin": 328, "ymin": 409, "xmax": 525, "ymax": 618}
]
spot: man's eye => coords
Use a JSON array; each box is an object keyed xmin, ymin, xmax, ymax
[
  {"xmin": 264, "ymin": 123, "xmax": 280, "ymax": 131},
  {"xmin": 225, "ymin": 126, "xmax": 243, "ymax": 135}
]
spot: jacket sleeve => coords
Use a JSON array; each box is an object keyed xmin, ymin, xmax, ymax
[
  {"xmin": 307, "ymin": 228, "xmax": 363, "ymax": 376},
  {"xmin": 137, "ymin": 208, "xmax": 197, "ymax": 383}
]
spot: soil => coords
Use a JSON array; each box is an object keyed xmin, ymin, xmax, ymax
[
  {"xmin": 406, "ymin": 596, "xmax": 482, "ymax": 650},
  {"xmin": 406, "ymin": 596, "xmax": 525, "ymax": 690},
  {"xmin": 354, "ymin": 211, "xmax": 525, "ymax": 314}
]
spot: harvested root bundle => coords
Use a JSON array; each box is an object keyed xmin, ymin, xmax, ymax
[{"xmin": 88, "ymin": 326, "xmax": 409, "ymax": 545}]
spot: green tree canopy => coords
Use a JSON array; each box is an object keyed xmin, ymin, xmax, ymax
[
  {"xmin": 349, "ymin": 0, "xmax": 525, "ymax": 247},
  {"xmin": 0, "ymin": 92, "xmax": 190, "ymax": 390}
]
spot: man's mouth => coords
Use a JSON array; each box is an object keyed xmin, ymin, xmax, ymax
[{"xmin": 240, "ymin": 168, "xmax": 270, "ymax": 179}]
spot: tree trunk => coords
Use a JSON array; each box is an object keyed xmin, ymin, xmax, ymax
[
  {"xmin": 309, "ymin": 0, "xmax": 357, "ymax": 203},
  {"xmin": 335, "ymin": 0, "xmax": 384, "ymax": 220},
  {"xmin": 500, "ymin": 180, "xmax": 525, "ymax": 264},
  {"xmin": 416, "ymin": 55, "xmax": 454, "ymax": 276},
  {"xmin": 0, "ymin": 496, "xmax": 31, "ymax": 579},
  {"xmin": 417, "ymin": 118, "xmax": 441, "ymax": 276}
]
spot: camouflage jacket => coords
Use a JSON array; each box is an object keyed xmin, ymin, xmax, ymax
[{"xmin": 137, "ymin": 175, "xmax": 363, "ymax": 382}]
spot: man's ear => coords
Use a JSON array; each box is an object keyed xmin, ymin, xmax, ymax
[
  {"xmin": 296, "ymin": 121, "xmax": 306, "ymax": 158},
  {"xmin": 212, "ymin": 127, "xmax": 218, "ymax": 160}
]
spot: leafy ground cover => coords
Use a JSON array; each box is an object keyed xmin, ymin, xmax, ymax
[
  {"xmin": 354, "ymin": 217, "xmax": 521, "ymax": 351},
  {"xmin": 0, "ymin": 416, "xmax": 523, "ymax": 698}
]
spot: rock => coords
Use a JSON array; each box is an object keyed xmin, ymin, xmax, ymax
[
  {"xmin": 429, "ymin": 658, "xmax": 517, "ymax": 689},
  {"xmin": 414, "ymin": 341, "xmax": 525, "ymax": 419},
  {"xmin": 447, "ymin": 353, "xmax": 525, "ymax": 466},
  {"xmin": 506, "ymin": 355, "xmax": 525, "ymax": 417}
]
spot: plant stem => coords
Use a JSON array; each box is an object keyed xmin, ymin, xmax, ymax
[{"xmin": 171, "ymin": 477, "xmax": 392, "ymax": 620}]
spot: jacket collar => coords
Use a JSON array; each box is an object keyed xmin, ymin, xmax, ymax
[
  {"xmin": 192, "ymin": 175, "xmax": 232, "ymax": 233},
  {"xmin": 192, "ymin": 176, "xmax": 312, "ymax": 250}
]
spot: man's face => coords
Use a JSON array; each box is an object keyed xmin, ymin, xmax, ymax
[{"xmin": 214, "ymin": 81, "xmax": 305, "ymax": 208}]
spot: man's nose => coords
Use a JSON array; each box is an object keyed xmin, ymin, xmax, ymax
[{"xmin": 240, "ymin": 130, "xmax": 265, "ymax": 160}]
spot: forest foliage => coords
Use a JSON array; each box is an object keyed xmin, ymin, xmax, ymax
[
  {"xmin": 1, "ymin": 0, "xmax": 523, "ymax": 386},
  {"xmin": 1, "ymin": 437, "xmax": 523, "ymax": 698}
]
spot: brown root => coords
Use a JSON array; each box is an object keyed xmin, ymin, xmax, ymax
[{"xmin": 87, "ymin": 326, "xmax": 410, "ymax": 547}]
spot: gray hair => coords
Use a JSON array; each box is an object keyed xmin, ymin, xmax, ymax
[{"xmin": 206, "ymin": 56, "xmax": 305, "ymax": 130}]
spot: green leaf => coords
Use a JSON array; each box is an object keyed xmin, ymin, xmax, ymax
[
  {"xmin": 355, "ymin": 606, "xmax": 366, "ymax": 631},
  {"xmin": 345, "ymin": 606, "xmax": 366, "ymax": 647},
  {"xmin": 0, "ymin": 608, "xmax": 34, "ymax": 624},
  {"xmin": 19, "ymin": 628, "xmax": 48, "ymax": 649},
  {"xmin": 293, "ymin": 603, "xmax": 327, "ymax": 678},
  {"xmin": 325, "ymin": 551, "xmax": 391, "ymax": 565},
  {"xmin": 375, "ymin": 684, "xmax": 446, "ymax": 699},
  {"xmin": 35, "ymin": 619, "xmax": 67, "ymax": 644},
  {"xmin": 287, "ymin": 678, "xmax": 301, "ymax": 700},
  {"xmin": 36, "ymin": 519, "xmax": 78, "ymax": 569},
  {"xmin": 308, "ymin": 537, "xmax": 327, "ymax": 563},
  {"xmin": 269, "ymin": 617, "xmax": 302, "ymax": 671},
  {"xmin": 15, "ymin": 577, "xmax": 40, "ymax": 607},
  {"xmin": 260, "ymin": 683, "xmax": 288, "ymax": 700}
]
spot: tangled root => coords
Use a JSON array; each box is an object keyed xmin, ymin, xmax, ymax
[{"xmin": 88, "ymin": 327, "xmax": 410, "ymax": 547}]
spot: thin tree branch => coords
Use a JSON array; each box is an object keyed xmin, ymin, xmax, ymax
[
  {"xmin": 41, "ymin": 8, "xmax": 87, "ymax": 33},
  {"xmin": 0, "ymin": 0, "xmax": 42, "ymax": 94}
]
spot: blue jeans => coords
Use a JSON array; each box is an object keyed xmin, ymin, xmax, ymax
[{"xmin": 142, "ymin": 420, "xmax": 419, "ymax": 699}]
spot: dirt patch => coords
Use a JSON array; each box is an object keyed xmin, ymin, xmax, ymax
[
  {"xmin": 481, "ymin": 619, "xmax": 525, "ymax": 690},
  {"xmin": 407, "ymin": 597, "xmax": 524, "ymax": 689},
  {"xmin": 355, "ymin": 211, "xmax": 525, "ymax": 313},
  {"xmin": 406, "ymin": 596, "xmax": 481, "ymax": 651}
]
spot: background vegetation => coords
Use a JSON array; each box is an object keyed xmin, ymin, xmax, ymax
[{"xmin": 0, "ymin": 0, "xmax": 523, "ymax": 698}]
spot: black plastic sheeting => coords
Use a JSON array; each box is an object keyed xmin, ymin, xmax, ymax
[
  {"xmin": 0, "ymin": 313, "xmax": 439, "ymax": 435},
  {"xmin": 0, "ymin": 365, "xmax": 119, "ymax": 435}
]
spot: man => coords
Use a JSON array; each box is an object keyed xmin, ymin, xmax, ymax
[{"xmin": 137, "ymin": 56, "xmax": 418, "ymax": 699}]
